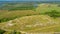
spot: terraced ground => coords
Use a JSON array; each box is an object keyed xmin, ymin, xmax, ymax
[
  {"xmin": 0, "ymin": 3, "xmax": 60, "ymax": 34},
  {"xmin": 0, "ymin": 15, "xmax": 60, "ymax": 34}
]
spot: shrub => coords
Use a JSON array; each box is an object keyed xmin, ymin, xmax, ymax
[
  {"xmin": 0, "ymin": 29, "xmax": 6, "ymax": 34},
  {"xmin": 10, "ymin": 30, "xmax": 21, "ymax": 34},
  {"xmin": 44, "ymin": 10, "xmax": 60, "ymax": 18}
]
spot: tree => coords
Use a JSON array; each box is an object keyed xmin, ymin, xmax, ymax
[
  {"xmin": 44, "ymin": 10, "xmax": 60, "ymax": 18},
  {"xmin": 58, "ymin": 5, "xmax": 60, "ymax": 7}
]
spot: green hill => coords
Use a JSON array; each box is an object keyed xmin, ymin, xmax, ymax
[
  {"xmin": 36, "ymin": 4, "xmax": 60, "ymax": 13},
  {"xmin": 0, "ymin": 3, "xmax": 60, "ymax": 34}
]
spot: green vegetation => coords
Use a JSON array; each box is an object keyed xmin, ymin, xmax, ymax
[
  {"xmin": 44, "ymin": 10, "xmax": 60, "ymax": 18},
  {"xmin": 36, "ymin": 4, "xmax": 60, "ymax": 13},
  {"xmin": 0, "ymin": 3, "xmax": 60, "ymax": 34},
  {"xmin": 0, "ymin": 10, "xmax": 39, "ymax": 23},
  {"xmin": 10, "ymin": 30, "xmax": 21, "ymax": 34},
  {"xmin": 0, "ymin": 29, "xmax": 6, "ymax": 34},
  {"xmin": 8, "ymin": 6, "xmax": 35, "ymax": 11},
  {"xmin": 1, "ymin": 3, "xmax": 36, "ymax": 11}
]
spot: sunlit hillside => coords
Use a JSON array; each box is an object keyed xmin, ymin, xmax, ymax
[
  {"xmin": 0, "ymin": 15, "xmax": 60, "ymax": 34},
  {"xmin": 0, "ymin": 2, "xmax": 60, "ymax": 34},
  {"xmin": 36, "ymin": 4, "xmax": 60, "ymax": 13}
]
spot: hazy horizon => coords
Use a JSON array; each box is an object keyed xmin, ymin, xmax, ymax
[{"xmin": 0, "ymin": 0, "xmax": 60, "ymax": 1}]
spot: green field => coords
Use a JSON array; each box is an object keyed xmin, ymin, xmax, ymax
[{"xmin": 0, "ymin": 3, "xmax": 60, "ymax": 34}]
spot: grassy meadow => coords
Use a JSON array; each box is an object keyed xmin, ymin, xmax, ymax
[{"xmin": 0, "ymin": 3, "xmax": 60, "ymax": 34}]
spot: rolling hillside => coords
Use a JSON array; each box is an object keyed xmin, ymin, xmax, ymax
[
  {"xmin": 0, "ymin": 15, "xmax": 60, "ymax": 34},
  {"xmin": 0, "ymin": 3, "xmax": 60, "ymax": 34},
  {"xmin": 0, "ymin": 10, "xmax": 40, "ymax": 23},
  {"xmin": 36, "ymin": 4, "xmax": 60, "ymax": 13}
]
